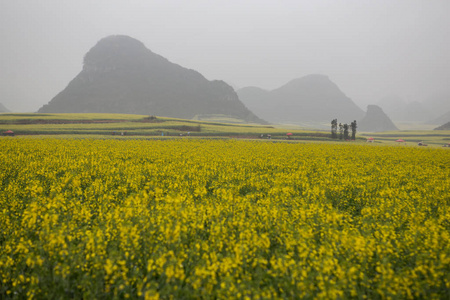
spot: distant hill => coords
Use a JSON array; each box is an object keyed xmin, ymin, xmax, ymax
[
  {"xmin": 377, "ymin": 93, "xmax": 450, "ymax": 123},
  {"xmin": 428, "ymin": 110, "xmax": 450, "ymax": 125},
  {"xmin": 377, "ymin": 96, "xmax": 432, "ymax": 122},
  {"xmin": 358, "ymin": 105, "xmax": 398, "ymax": 132},
  {"xmin": 236, "ymin": 74, "xmax": 364, "ymax": 124},
  {"xmin": 403, "ymin": 101, "xmax": 433, "ymax": 122},
  {"xmin": 424, "ymin": 94, "xmax": 450, "ymax": 122},
  {"xmin": 0, "ymin": 103, "xmax": 10, "ymax": 113},
  {"xmin": 376, "ymin": 95, "xmax": 405, "ymax": 120},
  {"xmin": 38, "ymin": 35, "xmax": 266, "ymax": 124},
  {"xmin": 434, "ymin": 121, "xmax": 450, "ymax": 130}
]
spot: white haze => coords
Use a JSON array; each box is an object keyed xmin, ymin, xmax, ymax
[{"xmin": 1, "ymin": 0, "xmax": 449, "ymax": 112}]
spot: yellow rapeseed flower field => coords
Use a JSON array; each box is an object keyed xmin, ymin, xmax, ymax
[{"xmin": 1, "ymin": 138, "xmax": 449, "ymax": 299}]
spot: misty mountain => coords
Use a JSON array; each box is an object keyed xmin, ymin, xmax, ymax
[
  {"xmin": 236, "ymin": 75, "xmax": 365, "ymax": 124},
  {"xmin": 38, "ymin": 35, "xmax": 265, "ymax": 124},
  {"xmin": 428, "ymin": 110, "xmax": 450, "ymax": 126},
  {"xmin": 424, "ymin": 94, "xmax": 450, "ymax": 120},
  {"xmin": 358, "ymin": 105, "xmax": 398, "ymax": 132},
  {"xmin": 377, "ymin": 93, "xmax": 450, "ymax": 123},
  {"xmin": 0, "ymin": 103, "xmax": 10, "ymax": 113},
  {"xmin": 376, "ymin": 95, "xmax": 405, "ymax": 118},
  {"xmin": 435, "ymin": 122, "xmax": 450, "ymax": 130},
  {"xmin": 377, "ymin": 96, "xmax": 432, "ymax": 122}
]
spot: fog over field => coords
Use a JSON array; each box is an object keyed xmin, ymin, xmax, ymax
[{"xmin": 1, "ymin": 0, "xmax": 449, "ymax": 113}]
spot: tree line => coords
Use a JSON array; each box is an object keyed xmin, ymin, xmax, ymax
[{"xmin": 331, "ymin": 119, "xmax": 357, "ymax": 140}]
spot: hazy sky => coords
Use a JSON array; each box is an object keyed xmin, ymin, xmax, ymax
[{"xmin": 1, "ymin": 0, "xmax": 449, "ymax": 112}]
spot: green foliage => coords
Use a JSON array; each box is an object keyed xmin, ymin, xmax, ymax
[{"xmin": 331, "ymin": 119, "xmax": 338, "ymax": 139}]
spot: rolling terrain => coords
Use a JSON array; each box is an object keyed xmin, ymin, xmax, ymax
[{"xmin": 1, "ymin": 113, "xmax": 449, "ymax": 146}]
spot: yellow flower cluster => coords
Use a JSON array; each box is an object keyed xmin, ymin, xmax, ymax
[{"xmin": 1, "ymin": 138, "xmax": 449, "ymax": 299}]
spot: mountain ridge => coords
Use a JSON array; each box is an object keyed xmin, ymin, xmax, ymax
[
  {"xmin": 434, "ymin": 121, "xmax": 450, "ymax": 130},
  {"xmin": 236, "ymin": 74, "xmax": 365, "ymax": 124},
  {"xmin": 358, "ymin": 105, "xmax": 398, "ymax": 132},
  {"xmin": 377, "ymin": 94, "xmax": 450, "ymax": 123},
  {"xmin": 0, "ymin": 103, "xmax": 10, "ymax": 113},
  {"xmin": 38, "ymin": 35, "xmax": 266, "ymax": 124}
]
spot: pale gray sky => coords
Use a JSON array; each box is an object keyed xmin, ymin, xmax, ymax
[{"xmin": 1, "ymin": 0, "xmax": 449, "ymax": 112}]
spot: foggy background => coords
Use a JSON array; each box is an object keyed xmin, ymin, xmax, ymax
[{"xmin": 1, "ymin": 0, "xmax": 449, "ymax": 113}]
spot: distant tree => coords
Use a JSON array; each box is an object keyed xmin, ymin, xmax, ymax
[
  {"xmin": 331, "ymin": 119, "xmax": 338, "ymax": 139},
  {"xmin": 351, "ymin": 120, "xmax": 357, "ymax": 140},
  {"xmin": 343, "ymin": 123, "xmax": 349, "ymax": 140},
  {"xmin": 339, "ymin": 123, "xmax": 344, "ymax": 140}
]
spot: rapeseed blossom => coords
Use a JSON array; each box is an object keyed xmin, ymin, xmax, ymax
[{"xmin": 0, "ymin": 138, "xmax": 449, "ymax": 299}]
